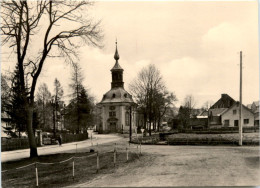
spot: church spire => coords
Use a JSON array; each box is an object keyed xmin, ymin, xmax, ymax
[
  {"xmin": 114, "ymin": 40, "xmax": 120, "ymax": 61},
  {"xmin": 111, "ymin": 40, "xmax": 124, "ymax": 89}
]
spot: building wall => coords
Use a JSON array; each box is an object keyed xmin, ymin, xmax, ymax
[
  {"xmin": 100, "ymin": 103, "xmax": 138, "ymax": 133},
  {"xmin": 221, "ymin": 104, "xmax": 254, "ymax": 127}
]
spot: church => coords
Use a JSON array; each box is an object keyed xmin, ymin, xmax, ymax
[{"xmin": 97, "ymin": 42, "xmax": 137, "ymax": 133}]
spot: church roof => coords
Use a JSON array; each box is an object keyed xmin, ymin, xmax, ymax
[
  {"xmin": 100, "ymin": 87, "xmax": 134, "ymax": 104},
  {"xmin": 111, "ymin": 61, "xmax": 123, "ymax": 71}
]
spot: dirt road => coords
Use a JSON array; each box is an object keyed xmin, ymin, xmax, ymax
[{"xmin": 73, "ymin": 145, "xmax": 260, "ymax": 187}]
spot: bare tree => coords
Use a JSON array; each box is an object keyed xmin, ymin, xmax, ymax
[
  {"xmin": 129, "ymin": 64, "xmax": 176, "ymax": 135},
  {"xmin": 153, "ymin": 90, "xmax": 177, "ymax": 131},
  {"xmin": 202, "ymin": 100, "xmax": 214, "ymax": 110},
  {"xmin": 1, "ymin": 1, "xmax": 102, "ymax": 157}
]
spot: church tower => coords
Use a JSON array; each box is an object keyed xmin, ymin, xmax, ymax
[
  {"xmin": 98, "ymin": 41, "xmax": 136, "ymax": 133},
  {"xmin": 111, "ymin": 41, "xmax": 124, "ymax": 89}
]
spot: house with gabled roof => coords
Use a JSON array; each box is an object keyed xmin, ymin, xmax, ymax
[
  {"xmin": 221, "ymin": 102, "xmax": 254, "ymax": 127},
  {"xmin": 208, "ymin": 94, "xmax": 254, "ymax": 128},
  {"xmin": 208, "ymin": 94, "xmax": 235, "ymax": 128}
]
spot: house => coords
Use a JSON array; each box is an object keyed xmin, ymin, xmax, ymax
[
  {"xmin": 221, "ymin": 102, "xmax": 254, "ymax": 127},
  {"xmin": 208, "ymin": 94, "xmax": 254, "ymax": 128},
  {"xmin": 208, "ymin": 94, "xmax": 235, "ymax": 128}
]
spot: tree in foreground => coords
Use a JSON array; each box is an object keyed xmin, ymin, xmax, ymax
[
  {"xmin": 129, "ymin": 64, "xmax": 176, "ymax": 135},
  {"xmin": 1, "ymin": 1, "xmax": 102, "ymax": 157}
]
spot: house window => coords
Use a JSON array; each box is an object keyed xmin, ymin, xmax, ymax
[
  {"xmin": 112, "ymin": 94, "xmax": 116, "ymax": 98},
  {"xmin": 244, "ymin": 119, "xmax": 249, "ymax": 124},
  {"xmin": 224, "ymin": 120, "xmax": 229, "ymax": 126},
  {"xmin": 233, "ymin": 110, "xmax": 237, "ymax": 115}
]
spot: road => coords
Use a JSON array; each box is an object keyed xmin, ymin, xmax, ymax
[
  {"xmin": 1, "ymin": 134, "xmax": 122, "ymax": 163},
  {"xmin": 73, "ymin": 145, "xmax": 260, "ymax": 187}
]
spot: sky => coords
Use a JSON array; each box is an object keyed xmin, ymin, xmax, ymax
[{"xmin": 1, "ymin": 1, "xmax": 259, "ymax": 108}]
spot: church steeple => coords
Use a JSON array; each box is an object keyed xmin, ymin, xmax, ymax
[
  {"xmin": 111, "ymin": 40, "xmax": 124, "ymax": 89},
  {"xmin": 114, "ymin": 40, "xmax": 120, "ymax": 61}
]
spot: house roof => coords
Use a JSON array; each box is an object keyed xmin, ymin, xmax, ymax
[
  {"xmin": 198, "ymin": 110, "xmax": 208, "ymax": 116},
  {"xmin": 247, "ymin": 104, "xmax": 252, "ymax": 109},
  {"xmin": 221, "ymin": 102, "xmax": 254, "ymax": 116},
  {"xmin": 209, "ymin": 108, "xmax": 228, "ymax": 116},
  {"xmin": 253, "ymin": 101, "xmax": 259, "ymax": 107},
  {"xmin": 210, "ymin": 94, "xmax": 236, "ymax": 109}
]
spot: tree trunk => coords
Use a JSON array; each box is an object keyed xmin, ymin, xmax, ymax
[
  {"xmin": 149, "ymin": 121, "xmax": 152, "ymax": 136},
  {"xmin": 26, "ymin": 105, "xmax": 38, "ymax": 158},
  {"xmin": 157, "ymin": 116, "xmax": 160, "ymax": 132}
]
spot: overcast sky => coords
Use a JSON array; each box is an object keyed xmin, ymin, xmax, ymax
[{"xmin": 1, "ymin": 1, "xmax": 259, "ymax": 108}]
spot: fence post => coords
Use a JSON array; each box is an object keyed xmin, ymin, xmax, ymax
[
  {"xmin": 126, "ymin": 147, "xmax": 129, "ymax": 161},
  {"xmin": 114, "ymin": 144, "xmax": 116, "ymax": 167},
  {"xmin": 96, "ymin": 151, "xmax": 100, "ymax": 173},
  {"xmin": 72, "ymin": 157, "xmax": 75, "ymax": 179},
  {"xmin": 35, "ymin": 162, "xmax": 39, "ymax": 187},
  {"xmin": 140, "ymin": 142, "xmax": 141, "ymax": 155}
]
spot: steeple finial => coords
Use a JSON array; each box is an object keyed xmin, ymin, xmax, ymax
[{"xmin": 114, "ymin": 39, "xmax": 120, "ymax": 61}]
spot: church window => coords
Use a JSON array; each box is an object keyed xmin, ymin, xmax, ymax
[
  {"xmin": 125, "ymin": 112, "xmax": 129, "ymax": 126},
  {"xmin": 109, "ymin": 111, "xmax": 116, "ymax": 117},
  {"xmin": 109, "ymin": 106, "xmax": 115, "ymax": 110}
]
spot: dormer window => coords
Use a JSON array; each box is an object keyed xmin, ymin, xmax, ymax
[{"xmin": 112, "ymin": 93, "xmax": 116, "ymax": 98}]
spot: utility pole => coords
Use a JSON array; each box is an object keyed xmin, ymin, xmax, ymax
[
  {"xmin": 129, "ymin": 105, "xmax": 132, "ymax": 142},
  {"xmin": 239, "ymin": 51, "xmax": 243, "ymax": 146}
]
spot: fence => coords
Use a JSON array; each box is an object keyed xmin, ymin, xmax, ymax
[{"xmin": 2, "ymin": 142, "xmax": 142, "ymax": 187}]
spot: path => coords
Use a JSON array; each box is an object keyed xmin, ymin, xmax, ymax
[
  {"xmin": 73, "ymin": 145, "xmax": 260, "ymax": 187},
  {"xmin": 1, "ymin": 134, "xmax": 122, "ymax": 163}
]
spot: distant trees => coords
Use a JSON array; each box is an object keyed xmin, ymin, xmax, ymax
[
  {"xmin": 129, "ymin": 64, "xmax": 177, "ymax": 135},
  {"xmin": 178, "ymin": 95, "xmax": 197, "ymax": 129},
  {"xmin": 7, "ymin": 65, "xmax": 28, "ymax": 137},
  {"xmin": 1, "ymin": 74, "xmax": 11, "ymax": 112},
  {"xmin": 1, "ymin": 1, "xmax": 102, "ymax": 157},
  {"xmin": 36, "ymin": 83, "xmax": 52, "ymax": 131},
  {"xmin": 66, "ymin": 64, "xmax": 95, "ymax": 133},
  {"xmin": 52, "ymin": 78, "xmax": 64, "ymax": 136}
]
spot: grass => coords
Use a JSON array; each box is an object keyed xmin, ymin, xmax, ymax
[
  {"xmin": 132, "ymin": 132, "xmax": 260, "ymax": 145},
  {"xmin": 1, "ymin": 142, "xmax": 141, "ymax": 188}
]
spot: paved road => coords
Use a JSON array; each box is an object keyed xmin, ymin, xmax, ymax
[
  {"xmin": 73, "ymin": 145, "xmax": 260, "ymax": 187},
  {"xmin": 1, "ymin": 134, "xmax": 122, "ymax": 163}
]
